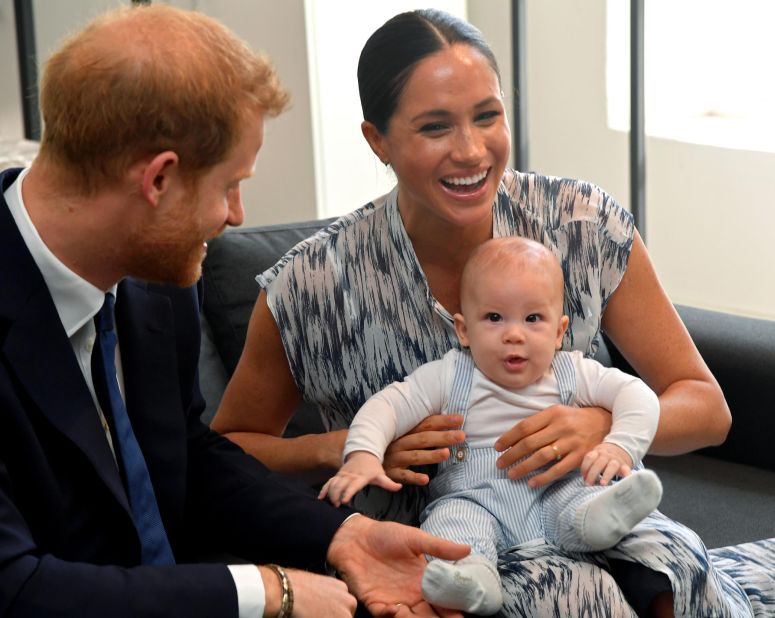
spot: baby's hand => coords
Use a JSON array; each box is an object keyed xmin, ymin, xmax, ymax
[
  {"xmin": 318, "ymin": 451, "xmax": 402, "ymax": 507},
  {"xmin": 580, "ymin": 443, "xmax": 633, "ymax": 486}
]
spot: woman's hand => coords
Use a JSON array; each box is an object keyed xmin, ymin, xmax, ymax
[
  {"xmin": 494, "ymin": 404, "xmax": 612, "ymax": 488},
  {"xmin": 382, "ymin": 415, "xmax": 466, "ymax": 486}
]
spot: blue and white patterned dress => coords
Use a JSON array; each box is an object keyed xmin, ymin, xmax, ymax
[{"xmin": 258, "ymin": 169, "xmax": 775, "ymax": 616}]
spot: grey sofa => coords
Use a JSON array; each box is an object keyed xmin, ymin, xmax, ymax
[{"xmin": 199, "ymin": 219, "xmax": 775, "ymax": 551}]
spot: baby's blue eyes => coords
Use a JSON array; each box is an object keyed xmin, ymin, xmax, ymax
[{"xmin": 484, "ymin": 313, "xmax": 542, "ymax": 323}]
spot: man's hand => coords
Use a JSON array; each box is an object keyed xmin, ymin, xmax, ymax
[
  {"xmin": 259, "ymin": 566, "xmax": 356, "ymax": 617},
  {"xmin": 327, "ymin": 515, "xmax": 470, "ymax": 617},
  {"xmin": 580, "ymin": 442, "xmax": 633, "ymax": 485},
  {"xmin": 494, "ymin": 404, "xmax": 612, "ymax": 488},
  {"xmin": 319, "ymin": 451, "xmax": 402, "ymax": 506},
  {"xmin": 383, "ymin": 415, "xmax": 465, "ymax": 486}
]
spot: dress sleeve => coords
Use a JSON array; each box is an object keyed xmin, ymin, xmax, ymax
[
  {"xmin": 254, "ymin": 203, "xmax": 382, "ymax": 416},
  {"xmin": 593, "ymin": 185, "xmax": 635, "ymax": 312}
]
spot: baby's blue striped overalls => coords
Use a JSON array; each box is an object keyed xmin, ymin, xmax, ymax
[{"xmin": 420, "ymin": 349, "xmax": 616, "ymax": 562}]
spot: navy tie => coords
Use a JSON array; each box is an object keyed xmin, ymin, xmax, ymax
[{"xmin": 94, "ymin": 292, "xmax": 175, "ymax": 565}]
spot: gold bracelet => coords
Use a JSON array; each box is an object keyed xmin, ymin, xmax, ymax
[{"xmin": 267, "ymin": 564, "xmax": 294, "ymax": 618}]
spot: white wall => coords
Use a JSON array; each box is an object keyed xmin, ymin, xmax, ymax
[
  {"xmin": 0, "ymin": 0, "xmax": 317, "ymax": 227},
  {"xmin": 648, "ymin": 140, "xmax": 775, "ymax": 318},
  {"xmin": 1, "ymin": 0, "xmax": 126, "ymax": 142},
  {"xmin": 526, "ymin": 0, "xmax": 629, "ymax": 208},
  {"xmin": 0, "ymin": 3, "xmax": 23, "ymax": 141},
  {"xmin": 176, "ymin": 0, "xmax": 317, "ymax": 226},
  {"xmin": 468, "ymin": 0, "xmax": 514, "ymax": 170},
  {"xmin": 524, "ymin": 0, "xmax": 775, "ymax": 320}
]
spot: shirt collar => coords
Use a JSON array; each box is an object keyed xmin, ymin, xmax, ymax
[{"xmin": 4, "ymin": 167, "xmax": 115, "ymax": 336}]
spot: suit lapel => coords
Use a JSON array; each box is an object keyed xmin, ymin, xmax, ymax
[
  {"xmin": 0, "ymin": 174, "xmax": 131, "ymax": 515},
  {"xmin": 116, "ymin": 279, "xmax": 186, "ymax": 522}
]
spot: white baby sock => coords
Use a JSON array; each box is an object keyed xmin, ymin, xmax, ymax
[
  {"xmin": 576, "ymin": 469, "xmax": 663, "ymax": 550},
  {"xmin": 421, "ymin": 554, "xmax": 503, "ymax": 615}
]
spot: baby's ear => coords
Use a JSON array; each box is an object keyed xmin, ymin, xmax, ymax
[
  {"xmin": 556, "ymin": 315, "xmax": 570, "ymax": 349},
  {"xmin": 453, "ymin": 313, "xmax": 470, "ymax": 347}
]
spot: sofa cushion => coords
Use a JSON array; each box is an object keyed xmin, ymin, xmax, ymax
[{"xmin": 646, "ymin": 453, "xmax": 775, "ymax": 548}]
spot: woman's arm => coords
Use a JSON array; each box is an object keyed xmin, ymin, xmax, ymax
[
  {"xmin": 210, "ymin": 291, "xmax": 348, "ymax": 480},
  {"xmin": 601, "ymin": 230, "xmax": 731, "ymax": 453}
]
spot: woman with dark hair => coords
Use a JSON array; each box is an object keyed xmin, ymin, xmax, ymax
[{"xmin": 213, "ymin": 9, "xmax": 775, "ymax": 616}]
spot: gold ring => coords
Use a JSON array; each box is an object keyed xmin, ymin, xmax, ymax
[{"xmin": 551, "ymin": 443, "xmax": 562, "ymax": 461}]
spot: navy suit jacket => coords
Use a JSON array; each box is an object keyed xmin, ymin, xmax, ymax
[{"xmin": 0, "ymin": 168, "xmax": 351, "ymax": 616}]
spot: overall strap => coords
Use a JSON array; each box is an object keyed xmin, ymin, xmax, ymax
[
  {"xmin": 448, "ymin": 348, "xmax": 476, "ymax": 463},
  {"xmin": 551, "ymin": 351, "xmax": 577, "ymax": 406}
]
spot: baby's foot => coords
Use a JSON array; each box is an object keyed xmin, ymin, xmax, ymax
[
  {"xmin": 421, "ymin": 554, "xmax": 503, "ymax": 615},
  {"xmin": 577, "ymin": 469, "xmax": 663, "ymax": 550}
]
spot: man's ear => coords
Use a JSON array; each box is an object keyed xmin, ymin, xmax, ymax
[
  {"xmin": 139, "ymin": 151, "xmax": 180, "ymax": 206},
  {"xmin": 556, "ymin": 315, "xmax": 570, "ymax": 349},
  {"xmin": 361, "ymin": 121, "xmax": 389, "ymax": 165},
  {"xmin": 454, "ymin": 313, "xmax": 470, "ymax": 348}
]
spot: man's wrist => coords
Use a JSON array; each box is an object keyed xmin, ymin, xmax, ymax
[
  {"xmin": 327, "ymin": 511, "xmax": 374, "ymax": 578},
  {"xmin": 325, "ymin": 512, "xmax": 363, "ymax": 577}
]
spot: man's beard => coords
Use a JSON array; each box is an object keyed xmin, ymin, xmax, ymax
[{"xmin": 127, "ymin": 196, "xmax": 207, "ymax": 288}]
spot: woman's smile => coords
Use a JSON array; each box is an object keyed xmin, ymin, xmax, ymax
[{"xmin": 441, "ymin": 168, "xmax": 489, "ymax": 190}]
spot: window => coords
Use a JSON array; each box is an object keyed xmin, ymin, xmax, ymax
[{"xmin": 607, "ymin": 0, "xmax": 775, "ymax": 153}]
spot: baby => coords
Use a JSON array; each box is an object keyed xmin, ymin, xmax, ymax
[{"xmin": 321, "ymin": 237, "xmax": 663, "ymax": 615}]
